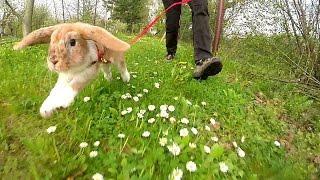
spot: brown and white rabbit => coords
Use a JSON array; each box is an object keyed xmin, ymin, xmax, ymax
[{"xmin": 14, "ymin": 22, "xmax": 131, "ymax": 118}]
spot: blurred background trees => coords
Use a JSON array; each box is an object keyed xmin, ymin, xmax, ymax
[
  {"xmin": 276, "ymin": 0, "xmax": 320, "ymax": 82},
  {"xmin": 109, "ymin": 0, "xmax": 149, "ymax": 33}
]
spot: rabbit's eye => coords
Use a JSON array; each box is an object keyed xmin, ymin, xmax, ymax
[{"xmin": 70, "ymin": 39, "xmax": 76, "ymax": 46}]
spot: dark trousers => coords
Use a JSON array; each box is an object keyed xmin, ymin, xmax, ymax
[{"xmin": 162, "ymin": 0, "xmax": 213, "ymax": 62}]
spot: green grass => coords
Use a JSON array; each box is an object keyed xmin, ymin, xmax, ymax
[{"xmin": 0, "ymin": 36, "xmax": 319, "ymax": 179}]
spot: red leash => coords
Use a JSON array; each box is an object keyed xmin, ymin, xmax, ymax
[{"xmin": 130, "ymin": 0, "xmax": 192, "ymax": 45}]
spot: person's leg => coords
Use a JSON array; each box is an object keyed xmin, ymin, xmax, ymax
[
  {"xmin": 162, "ymin": 0, "xmax": 182, "ymax": 59},
  {"xmin": 189, "ymin": 0, "xmax": 212, "ymax": 61},
  {"xmin": 189, "ymin": 0, "xmax": 222, "ymax": 79}
]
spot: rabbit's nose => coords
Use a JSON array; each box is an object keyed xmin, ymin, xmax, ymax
[{"xmin": 51, "ymin": 60, "xmax": 58, "ymax": 65}]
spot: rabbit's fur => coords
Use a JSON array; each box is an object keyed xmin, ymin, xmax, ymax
[{"xmin": 14, "ymin": 22, "xmax": 131, "ymax": 118}]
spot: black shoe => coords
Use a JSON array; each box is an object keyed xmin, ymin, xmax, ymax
[
  {"xmin": 193, "ymin": 57, "xmax": 223, "ymax": 80},
  {"xmin": 165, "ymin": 54, "xmax": 175, "ymax": 61}
]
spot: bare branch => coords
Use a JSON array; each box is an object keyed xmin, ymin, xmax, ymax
[{"xmin": 4, "ymin": 0, "xmax": 21, "ymax": 18}]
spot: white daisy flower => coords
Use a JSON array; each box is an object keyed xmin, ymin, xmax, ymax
[
  {"xmin": 118, "ymin": 133, "xmax": 125, "ymax": 139},
  {"xmin": 121, "ymin": 94, "xmax": 127, "ymax": 99},
  {"xmin": 148, "ymin": 118, "xmax": 156, "ymax": 124},
  {"xmin": 204, "ymin": 145, "xmax": 211, "ymax": 154},
  {"xmin": 139, "ymin": 109, "xmax": 146, "ymax": 114},
  {"xmin": 89, "ymin": 151, "xmax": 98, "ymax": 158},
  {"xmin": 237, "ymin": 147, "xmax": 246, "ymax": 158},
  {"xmin": 160, "ymin": 110, "xmax": 169, "ymax": 119},
  {"xmin": 274, "ymin": 140, "xmax": 281, "ymax": 147},
  {"xmin": 241, "ymin": 136, "xmax": 245, "ymax": 143},
  {"xmin": 127, "ymin": 107, "xmax": 133, "ymax": 113},
  {"xmin": 154, "ymin": 82, "xmax": 160, "ymax": 88},
  {"xmin": 142, "ymin": 131, "xmax": 150, "ymax": 137},
  {"xmin": 137, "ymin": 93, "xmax": 143, "ymax": 98},
  {"xmin": 83, "ymin": 96, "xmax": 91, "ymax": 102},
  {"xmin": 168, "ymin": 105, "xmax": 175, "ymax": 112},
  {"xmin": 232, "ymin": 141, "xmax": 238, "ymax": 148},
  {"xmin": 179, "ymin": 128, "xmax": 189, "ymax": 137},
  {"xmin": 121, "ymin": 110, "xmax": 128, "ymax": 116},
  {"xmin": 46, "ymin": 126, "xmax": 57, "ymax": 134},
  {"xmin": 137, "ymin": 113, "xmax": 144, "ymax": 118},
  {"xmin": 186, "ymin": 100, "xmax": 192, "ymax": 105},
  {"xmin": 148, "ymin": 105, "xmax": 156, "ymax": 111},
  {"xmin": 93, "ymin": 141, "xmax": 100, "ymax": 147},
  {"xmin": 201, "ymin": 101, "xmax": 207, "ymax": 106},
  {"xmin": 159, "ymin": 137, "xmax": 168, "ymax": 146},
  {"xmin": 143, "ymin": 89, "xmax": 149, "ymax": 93},
  {"xmin": 173, "ymin": 97, "xmax": 179, "ymax": 101},
  {"xmin": 210, "ymin": 118, "xmax": 216, "ymax": 125},
  {"xmin": 133, "ymin": 96, "xmax": 139, "ymax": 102},
  {"xmin": 186, "ymin": 161, "xmax": 197, "ymax": 172},
  {"xmin": 189, "ymin": 143, "xmax": 197, "ymax": 149},
  {"xmin": 205, "ymin": 125, "xmax": 211, "ymax": 131},
  {"xmin": 79, "ymin": 142, "xmax": 88, "ymax": 148},
  {"xmin": 169, "ymin": 117, "xmax": 176, "ymax": 124},
  {"xmin": 219, "ymin": 162, "xmax": 229, "ymax": 173},
  {"xmin": 181, "ymin": 118, "xmax": 189, "ymax": 124},
  {"xmin": 125, "ymin": 93, "xmax": 132, "ymax": 99},
  {"xmin": 211, "ymin": 136, "xmax": 219, "ymax": 142},
  {"xmin": 191, "ymin": 127, "xmax": 198, "ymax": 135},
  {"xmin": 160, "ymin": 104, "xmax": 168, "ymax": 111},
  {"xmin": 167, "ymin": 143, "xmax": 181, "ymax": 156},
  {"xmin": 92, "ymin": 173, "xmax": 104, "ymax": 180},
  {"xmin": 169, "ymin": 167, "xmax": 183, "ymax": 180}
]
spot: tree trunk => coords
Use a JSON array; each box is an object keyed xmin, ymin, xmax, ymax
[
  {"xmin": 77, "ymin": 0, "xmax": 80, "ymax": 21},
  {"xmin": 53, "ymin": 0, "xmax": 59, "ymax": 23},
  {"xmin": 82, "ymin": 0, "xmax": 85, "ymax": 21},
  {"xmin": 283, "ymin": 0, "xmax": 303, "ymax": 54},
  {"xmin": 316, "ymin": 46, "xmax": 320, "ymax": 80},
  {"xmin": 22, "ymin": 0, "xmax": 35, "ymax": 37},
  {"xmin": 62, "ymin": 0, "xmax": 66, "ymax": 22},
  {"xmin": 0, "ymin": 12, "xmax": 7, "ymax": 36},
  {"xmin": 93, "ymin": 0, "xmax": 98, "ymax": 25}
]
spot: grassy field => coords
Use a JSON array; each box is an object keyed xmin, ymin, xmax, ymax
[{"xmin": 0, "ymin": 36, "xmax": 319, "ymax": 179}]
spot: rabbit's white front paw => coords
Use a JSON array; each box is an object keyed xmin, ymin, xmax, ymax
[
  {"xmin": 101, "ymin": 63, "xmax": 112, "ymax": 81},
  {"xmin": 104, "ymin": 72, "xmax": 112, "ymax": 81},
  {"xmin": 39, "ymin": 85, "xmax": 77, "ymax": 118},
  {"xmin": 40, "ymin": 95, "xmax": 75, "ymax": 118},
  {"xmin": 40, "ymin": 101, "xmax": 55, "ymax": 118},
  {"xmin": 121, "ymin": 71, "xmax": 130, "ymax": 82}
]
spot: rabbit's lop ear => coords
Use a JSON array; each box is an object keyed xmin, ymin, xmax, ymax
[
  {"xmin": 76, "ymin": 23, "xmax": 130, "ymax": 52},
  {"xmin": 13, "ymin": 25, "xmax": 57, "ymax": 50}
]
